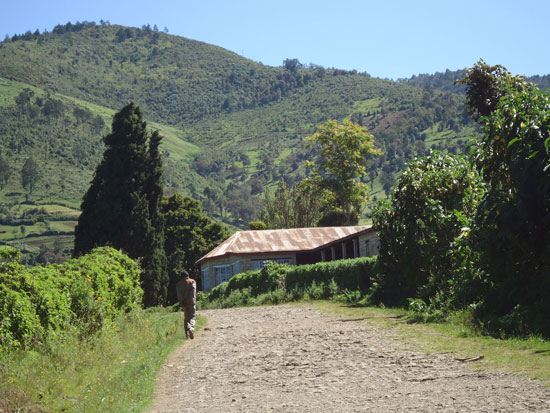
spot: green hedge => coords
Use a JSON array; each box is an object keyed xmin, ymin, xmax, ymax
[
  {"xmin": 0, "ymin": 246, "xmax": 143, "ymax": 350},
  {"xmin": 285, "ymin": 257, "xmax": 376, "ymax": 292},
  {"xmin": 203, "ymin": 257, "xmax": 378, "ymax": 308}
]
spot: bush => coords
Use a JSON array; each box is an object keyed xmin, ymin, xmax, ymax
[
  {"xmin": 371, "ymin": 152, "xmax": 485, "ymax": 308},
  {"xmin": 227, "ymin": 262, "xmax": 289, "ymax": 296},
  {"xmin": 285, "ymin": 257, "xmax": 376, "ymax": 293},
  {"xmin": 0, "ymin": 246, "xmax": 143, "ymax": 350},
  {"xmin": 201, "ymin": 257, "xmax": 378, "ymax": 309},
  {"xmin": 0, "ymin": 284, "xmax": 43, "ymax": 349}
]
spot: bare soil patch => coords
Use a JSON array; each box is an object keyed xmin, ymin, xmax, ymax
[{"xmin": 148, "ymin": 304, "xmax": 550, "ymax": 412}]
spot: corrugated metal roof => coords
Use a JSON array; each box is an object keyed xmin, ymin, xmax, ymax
[{"xmin": 196, "ymin": 225, "xmax": 374, "ymax": 264}]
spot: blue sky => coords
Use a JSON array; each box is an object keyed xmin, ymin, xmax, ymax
[{"xmin": 2, "ymin": 0, "xmax": 548, "ymax": 79}]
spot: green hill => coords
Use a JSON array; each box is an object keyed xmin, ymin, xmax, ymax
[{"xmin": 0, "ymin": 21, "xmax": 501, "ymax": 257}]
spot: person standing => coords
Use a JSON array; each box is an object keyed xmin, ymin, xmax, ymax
[{"xmin": 176, "ymin": 270, "xmax": 196, "ymax": 339}]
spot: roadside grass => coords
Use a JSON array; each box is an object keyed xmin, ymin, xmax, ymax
[
  {"xmin": 0, "ymin": 307, "xmax": 205, "ymax": 412},
  {"xmin": 312, "ymin": 301, "xmax": 550, "ymax": 384}
]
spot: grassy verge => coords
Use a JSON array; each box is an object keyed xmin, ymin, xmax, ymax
[
  {"xmin": 312, "ymin": 301, "xmax": 550, "ymax": 384},
  {"xmin": 0, "ymin": 307, "xmax": 205, "ymax": 412}
]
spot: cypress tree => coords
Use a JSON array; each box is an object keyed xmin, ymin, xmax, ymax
[{"xmin": 74, "ymin": 103, "xmax": 167, "ymax": 306}]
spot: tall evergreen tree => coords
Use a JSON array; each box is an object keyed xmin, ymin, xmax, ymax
[{"xmin": 74, "ymin": 103, "xmax": 168, "ymax": 306}]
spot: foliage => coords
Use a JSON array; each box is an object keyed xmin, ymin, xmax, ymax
[
  {"xmin": 0, "ymin": 23, "xmax": 480, "ymax": 231},
  {"xmin": 0, "ymin": 23, "xmax": 315, "ymax": 126},
  {"xmin": 228, "ymin": 262, "xmax": 289, "ymax": 296},
  {"xmin": 462, "ymin": 61, "xmax": 550, "ymax": 336},
  {"xmin": 161, "ymin": 194, "xmax": 229, "ymax": 303},
  {"xmin": 371, "ymin": 152, "xmax": 485, "ymax": 307},
  {"xmin": 0, "ymin": 246, "xmax": 142, "ymax": 350},
  {"xmin": 0, "ymin": 155, "xmax": 10, "ymax": 189},
  {"xmin": 20, "ymin": 157, "xmax": 40, "ymax": 193},
  {"xmin": 260, "ymin": 180, "xmax": 325, "ymax": 228},
  {"xmin": 74, "ymin": 103, "xmax": 167, "ymax": 306},
  {"xmin": 306, "ymin": 119, "xmax": 380, "ymax": 224},
  {"xmin": 402, "ymin": 68, "xmax": 550, "ymax": 95},
  {"xmin": 0, "ymin": 306, "xmax": 203, "ymax": 412},
  {"xmin": 285, "ymin": 257, "xmax": 376, "ymax": 293},
  {"xmin": 202, "ymin": 257, "xmax": 377, "ymax": 309},
  {"xmin": 248, "ymin": 220, "xmax": 267, "ymax": 230}
]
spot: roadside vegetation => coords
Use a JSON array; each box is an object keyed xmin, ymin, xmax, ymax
[
  {"xmin": 0, "ymin": 245, "xmax": 203, "ymax": 411},
  {"xmin": 1, "ymin": 306, "xmax": 203, "ymax": 412}
]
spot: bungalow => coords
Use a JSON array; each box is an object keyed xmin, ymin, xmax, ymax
[{"xmin": 196, "ymin": 225, "xmax": 379, "ymax": 292}]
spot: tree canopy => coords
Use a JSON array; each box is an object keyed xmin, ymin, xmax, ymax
[
  {"xmin": 370, "ymin": 61, "xmax": 550, "ymax": 337},
  {"xmin": 372, "ymin": 152, "xmax": 484, "ymax": 306},
  {"xmin": 260, "ymin": 180, "xmax": 325, "ymax": 229},
  {"xmin": 306, "ymin": 119, "xmax": 380, "ymax": 225},
  {"xmin": 21, "ymin": 157, "xmax": 40, "ymax": 193},
  {"xmin": 0, "ymin": 156, "xmax": 11, "ymax": 190}
]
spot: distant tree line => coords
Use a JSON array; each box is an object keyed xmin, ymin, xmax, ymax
[
  {"xmin": 402, "ymin": 68, "xmax": 550, "ymax": 94},
  {"xmin": 2, "ymin": 20, "xmax": 169, "ymax": 44}
]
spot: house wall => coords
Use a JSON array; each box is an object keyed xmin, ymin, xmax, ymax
[
  {"xmin": 201, "ymin": 253, "xmax": 297, "ymax": 292},
  {"xmin": 359, "ymin": 231, "xmax": 380, "ymax": 257}
]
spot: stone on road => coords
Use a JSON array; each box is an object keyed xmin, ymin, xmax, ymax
[{"xmin": 148, "ymin": 304, "xmax": 550, "ymax": 412}]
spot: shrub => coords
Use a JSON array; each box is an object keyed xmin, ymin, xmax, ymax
[
  {"xmin": 0, "ymin": 247, "xmax": 143, "ymax": 350},
  {"xmin": 201, "ymin": 257, "xmax": 378, "ymax": 308},
  {"xmin": 227, "ymin": 262, "xmax": 289, "ymax": 296},
  {"xmin": 0, "ymin": 285, "xmax": 43, "ymax": 349},
  {"xmin": 285, "ymin": 257, "xmax": 376, "ymax": 293},
  {"xmin": 371, "ymin": 152, "xmax": 485, "ymax": 308}
]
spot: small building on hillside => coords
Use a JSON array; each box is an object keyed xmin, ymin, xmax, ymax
[{"xmin": 196, "ymin": 225, "xmax": 379, "ymax": 292}]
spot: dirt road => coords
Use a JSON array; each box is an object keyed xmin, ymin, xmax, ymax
[{"xmin": 148, "ymin": 304, "xmax": 550, "ymax": 412}]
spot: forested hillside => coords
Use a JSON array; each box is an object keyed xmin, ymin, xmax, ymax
[
  {"xmin": 2, "ymin": 21, "xmax": 546, "ymax": 254},
  {"xmin": 402, "ymin": 68, "xmax": 550, "ymax": 93}
]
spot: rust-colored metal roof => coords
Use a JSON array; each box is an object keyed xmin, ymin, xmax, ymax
[{"xmin": 196, "ymin": 226, "xmax": 374, "ymax": 264}]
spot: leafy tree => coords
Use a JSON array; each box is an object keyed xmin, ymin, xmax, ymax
[
  {"xmin": 0, "ymin": 156, "xmax": 11, "ymax": 189},
  {"xmin": 21, "ymin": 157, "xmax": 40, "ymax": 193},
  {"xmin": 371, "ymin": 152, "xmax": 484, "ymax": 307},
  {"xmin": 306, "ymin": 119, "xmax": 380, "ymax": 224},
  {"xmin": 91, "ymin": 114, "xmax": 105, "ymax": 133},
  {"xmin": 379, "ymin": 169, "xmax": 396, "ymax": 197},
  {"xmin": 74, "ymin": 103, "xmax": 168, "ymax": 306},
  {"xmin": 239, "ymin": 153, "xmax": 250, "ymax": 171},
  {"xmin": 283, "ymin": 58, "xmax": 302, "ymax": 73},
  {"xmin": 461, "ymin": 61, "xmax": 550, "ymax": 335},
  {"xmin": 15, "ymin": 88, "xmax": 34, "ymax": 109},
  {"xmin": 260, "ymin": 180, "xmax": 325, "ymax": 228},
  {"xmin": 161, "ymin": 194, "xmax": 229, "ymax": 301},
  {"xmin": 41, "ymin": 97, "xmax": 65, "ymax": 118}
]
